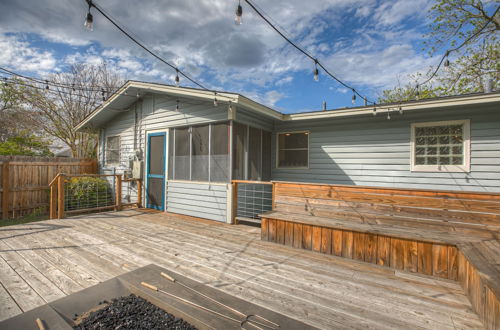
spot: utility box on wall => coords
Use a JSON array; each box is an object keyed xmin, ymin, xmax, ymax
[{"xmin": 132, "ymin": 161, "xmax": 143, "ymax": 179}]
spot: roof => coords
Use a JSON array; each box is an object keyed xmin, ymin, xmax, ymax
[{"xmin": 75, "ymin": 80, "xmax": 500, "ymax": 131}]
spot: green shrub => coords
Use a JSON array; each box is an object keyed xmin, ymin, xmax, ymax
[{"xmin": 64, "ymin": 177, "xmax": 114, "ymax": 211}]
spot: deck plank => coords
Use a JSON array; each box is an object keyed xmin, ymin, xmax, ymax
[{"xmin": 0, "ymin": 210, "xmax": 485, "ymax": 329}]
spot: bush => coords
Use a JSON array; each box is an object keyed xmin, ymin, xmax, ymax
[{"xmin": 64, "ymin": 177, "xmax": 114, "ymax": 211}]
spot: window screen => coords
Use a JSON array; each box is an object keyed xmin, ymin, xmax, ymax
[
  {"xmin": 277, "ymin": 132, "xmax": 309, "ymax": 168},
  {"xmin": 232, "ymin": 122, "xmax": 247, "ymax": 180},
  {"xmin": 262, "ymin": 130, "xmax": 272, "ymax": 181},
  {"xmin": 148, "ymin": 135, "xmax": 165, "ymax": 175},
  {"xmin": 174, "ymin": 127, "xmax": 190, "ymax": 180},
  {"xmin": 106, "ymin": 136, "xmax": 120, "ymax": 165},
  {"xmin": 191, "ymin": 125, "xmax": 209, "ymax": 181},
  {"xmin": 210, "ymin": 123, "xmax": 229, "ymax": 182},
  {"xmin": 248, "ymin": 127, "xmax": 262, "ymax": 180}
]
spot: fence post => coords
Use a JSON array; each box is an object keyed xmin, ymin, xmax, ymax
[
  {"xmin": 50, "ymin": 182, "xmax": 57, "ymax": 219},
  {"xmin": 231, "ymin": 181, "xmax": 238, "ymax": 224},
  {"xmin": 137, "ymin": 179, "xmax": 142, "ymax": 208},
  {"xmin": 2, "ymin": 162, "xmax": 9, "ymax": 220},
  {"xmin": 271, "ymin": 182, "xmax": 276, "ymax": 210},
  {"xmin": 57, "ymin": 174, "xmax": 65, "ymax": 219},
  {"xmin": 115, "ymin": 175, "xmax": 122, "ymax": 211}
]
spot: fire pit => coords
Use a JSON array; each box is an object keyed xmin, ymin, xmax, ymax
[{"xmin": 0, "ymin": 264, "xmax": 316, "ymax": 330}]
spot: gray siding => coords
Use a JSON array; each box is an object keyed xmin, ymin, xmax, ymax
[
  {"xmin": 272, "ymin": 105, "xmax": 500, "ymax": 192},
  {"xmin": 236, "ymin": 108, "xmax": 275, "ymax": 131},
  {"xmin": 166, "ymin": 181, "xmax": 228, "ymax": 222}
]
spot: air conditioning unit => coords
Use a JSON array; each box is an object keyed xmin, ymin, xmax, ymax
[{"xmin": 132, "ymin": 161, "xmax": 143, "ymax": 179}]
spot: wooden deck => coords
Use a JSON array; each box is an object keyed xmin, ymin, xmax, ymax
[{"xmin": 0, "ymin": 209, "xmax": 485, "ymax": 329}]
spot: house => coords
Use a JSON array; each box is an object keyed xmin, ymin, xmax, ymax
[{"xmin": 75, "ymin": 81, "xmax": 500, "ymax": 223}]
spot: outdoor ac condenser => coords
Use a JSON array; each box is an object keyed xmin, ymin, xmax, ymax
[{"xmin": 132, "ymin": 161, "xmax": 143, "ymax": 179}]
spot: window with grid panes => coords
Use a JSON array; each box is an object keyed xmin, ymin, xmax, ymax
[{"xmin": 411, "ymin": 120, "xmax": 470, "ymax": 172}]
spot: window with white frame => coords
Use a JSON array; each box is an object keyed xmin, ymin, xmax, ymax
[
  {"xmin": 277, "ymin": 132, "xmax": 309, "ymax": 168},
  {"xmin": 411, "ymin": 120, "xmax": 470, "ymax": 172},
  {"xmin": 105, "ymin": 136, "xmax": 120, "ymax": 165}
]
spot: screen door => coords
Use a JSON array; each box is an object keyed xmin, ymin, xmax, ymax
[{"xmin": 146, "ymin": 132, "xmax": 166, "ymax": 210}]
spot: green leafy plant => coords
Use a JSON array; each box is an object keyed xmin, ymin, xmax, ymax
[{"xmin": 64, "ymin": 177, "xmax": 114, "ymax": 211}]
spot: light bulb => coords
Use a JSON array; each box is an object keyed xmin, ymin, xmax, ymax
[
  {"xmin": 84, "ymin": 11, "xmax": 93, "ymax": 31},
  {"xmin": 387, "ymin": 110, "xmax": 391, "ymax": 120},
  {"xmin": 444, "ymin": 58, "xmax": 450, "ymax": 71},
  {"xmin": 235, "ymin": 3, "xmax": 242, "ymax": 25},
  {"xmin": 175, "ymin": 70, "xmax": 180, "ymax": 87},
  {"xmin": 213, "ymin": 95, "xmax": 218, "ymax": 107},
  {"xmin": 176, "ymin": 100, "xmax": 180, "ymax": 111},
  {"xmin": 373, "ymin": 107, "xmax": 377, "ymax": 116},
  {"xmin": 313, "ymin": 63, "xmax": 319, "ymax": 82},
  {"xmin": 399, "ymin": 106, "xmax": 403, "ymax": 115},
  {"xmin": 351, "ymin": 93, "xmax": 356, "ymax": 105},
  {"xmin": 45, "ymin": 80, "xmax": 49, "ymax": 90}
]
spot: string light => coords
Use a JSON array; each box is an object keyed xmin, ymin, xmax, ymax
[
  {"xmin": 399, "ymin": 106, "xmax": 403, "ymax": 115},
  {"xmin": 136, "ymin": 91, "xmax": 140, "ymax": 98},
  {"xmin": 72, "ymin": 83, "xmax": 76, "ymax": 92},
  {"xmin": 235, "ymin": 0, "xmax": 243, "ymax": 25},
  {"xmin": 3, "ymin": 77, "xmax": 8, "ymax": 86},
  {"xmin": 313, "ymin": 60, "xmax": 319, "ymax": 82},
  {"xmin": 213, "ymin": 93, "xmax": 218, "ymax": 107},
  {"xmin": 45, "ymin": 80, "xmax": 49, "ymax": 90},
  {"xmin": 364, "ymin": 97, "xmax": 367, "ymax": 106},
  {"xmin": 443, "ymin": 51, "xmax": 450, "ymax": 71},
  {"xmin": 84, "ymin": 0, "xmax": 94, "ymax": 31},
  {"xmin": 322, "ymin": 101, "xmax": 327, "ymax": 111},
  {"xmin": 175, "ymin": 69, "xmax": 180, "ymax": 87},
  {"xmin": 176, "ymin": 100, "xmax": 180, "ymax": 111},
  {"xmin": 228, "ymin": 101, "xmax": 233, "ymax": 111},
  {"xmin": 415, "ymin": 84, "xmax": 420, "ymax": 100},
  {"xmin": 373, "ymin": 106, "xmax": 377, "ymax": 116},
  {"xmin": 387, "ymin": 109, "xmax": 391, "ymax": 120},
  {"xmin": 101, "ymin": 88, "xmax": 106, "ymax": 101},
  {"xmin": 351, "ymin": 90, "xmax": 356, "ymax": 105}
]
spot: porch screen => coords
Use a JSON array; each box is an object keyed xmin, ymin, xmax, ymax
[
  {"xmin": 232, "ymin": 123, "xmax": 272, "ymax": 181},
  {"xmin": 174, "ymin": 127, "xmax": 190, "ymax": 180},
  {"xmin": 169, "ymin": 122, "xmax": 230, "ymax": 183},
  {"xmin": 210, "ymin": 123, "xmax": 229, "ymax": 182},
  {"xmin": 191, "ymin": 125, "xmax": 209, "ymax": 181},
  {"xmin": 232, "ymin": 122, "xmax": 247, "ymax": 180}
]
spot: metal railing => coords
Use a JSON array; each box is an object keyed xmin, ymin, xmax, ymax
[
  {"xmin": 231, "ymin": 180, "xmax": 273, "ymax": 224},
  {"xmin": 49, "ymin": 174, "xmax": 142, "ymax": 219}
]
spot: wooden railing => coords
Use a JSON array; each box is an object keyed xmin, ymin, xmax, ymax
[
  {"xmin": 49, "ymin": 173, "xmax": 142, "ymax": 219},
  {"xmin": 231, "ymin": 180, "xmax": 273, "ymax": 224}
]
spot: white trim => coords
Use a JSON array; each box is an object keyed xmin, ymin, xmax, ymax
[
  {"xmin": 410, "ymin": 119, "xmax": 470, "ymax": 173},
  {"xmin": 275, "ymin": 131, "xmax": 310, "ymax": 169},
  {"xmin": 167, "ymin": 179, "xmax": 227, "ymax": 186}
]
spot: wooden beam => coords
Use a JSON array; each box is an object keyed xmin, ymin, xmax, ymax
[
  {"xmin": 2, "ymin": 162, "xmax": 9, "ymax": 220},
  {"xmin": 57, "ymin": 174, "xmax": 65, "ymax": 219},
  {"xmin": 115, "ymin": 175, "xmax": 122, "ymax": 211},
  {"xmin": 137, "ymin": 179, "xmax": 143, "ymax": 208},
  {"xmin": 49, "ymin": 184, "xmax": 57, "ymax": 220}
]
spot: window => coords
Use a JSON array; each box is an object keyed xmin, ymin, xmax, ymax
[
  {"xmin": 411, "ymin": 120, "xmax": 470, "ymax": 172},
  {"xmin": 277, "ymin": 132, "xmax": 309, "ymax": 168},
  {"xmin": 106, "ymin": 136, "xmax": 120, "ymax": 165},
  {"xmin": 169, "ymin": 122, "xmax": 230, "ymax": 182}
]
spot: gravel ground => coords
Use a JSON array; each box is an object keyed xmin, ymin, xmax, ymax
[{"xmin": 73, "ymin": 294, "xmax": 197, "ymax": 330}]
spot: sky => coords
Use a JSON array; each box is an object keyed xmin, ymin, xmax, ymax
[{"xmin": 0, "ymin": 0, "xmax": 442, "ymax": 113}]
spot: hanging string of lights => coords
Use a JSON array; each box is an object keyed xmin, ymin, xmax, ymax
[
  {"xmin": 0, "ymin": 66, "xmax": 121, "ymax": 93},
  {"xmin": 236, "ymin": 0, "xmax": 377, "ymax": 106}
]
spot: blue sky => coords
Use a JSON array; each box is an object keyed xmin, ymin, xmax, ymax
[{"xmin": 0, "ymin": 0, "xmax": 441, "ymax": 113}]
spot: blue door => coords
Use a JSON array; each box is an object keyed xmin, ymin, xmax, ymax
[{"xmin": 146, "ymin": 132, "xmax": 166, "ymax": 210}]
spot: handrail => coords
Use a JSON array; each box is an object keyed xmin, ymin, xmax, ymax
[
  {"xmin": 231, "ymin": 180, "xmax": 272, "ymax": 185},
  {"xmin": 48, "ymin": 173, "xmax": 61, "ymax": 187}
]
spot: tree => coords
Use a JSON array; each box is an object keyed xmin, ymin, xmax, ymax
[
  {"xmin": 0, "ymin": 132, "xmax": 53, "ymax": 156},
  {"xmin": 0, "ymin": 79, "xmax": 34, "ymax": 142},
  {"xmin": 21, "ymin": 63, "xmax": 123, "ymax": 158},
  {"xmin": 379, "ymin": 0, "xmax": 499, "ymax": 103}
]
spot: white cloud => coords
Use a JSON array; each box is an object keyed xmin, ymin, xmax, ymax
[{"xmin": 0, "ymin": 34, "xmax": 56, "ymax": 74}]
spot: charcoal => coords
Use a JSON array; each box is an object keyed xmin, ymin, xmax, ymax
[{"xmin": 73, "ymin": 294, "xmax": 197, "ymax": 330}]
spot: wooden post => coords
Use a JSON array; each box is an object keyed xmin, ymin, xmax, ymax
[
  {"xmin": 57, "ymin": 174, "xmax": 65, "ymax": 219},
  {"xmin": 231, "ymin": 181, "xmax": 238, "ymax": 224},
  {"xmin": 50, "ymin": 183, "xmax": 57, "ymax": 219},
  {"xmin": 137, "ymin": 179, "xmax": 142, "ymax": 208},
  {"xmin": 271, "ymin": 181, "xmax": 276, "ymax": 210},
  {"xmin": 115, "ymin": 175, "xmax": 122, "ymax": 211},
  {"xmin": 2, "ymin": 162, "xmax": 9, "ymax": 220}
]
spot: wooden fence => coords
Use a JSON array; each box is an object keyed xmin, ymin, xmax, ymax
[{"xmin": 0, "ymin": 156, "xmax": 97, "ymax": 219}]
